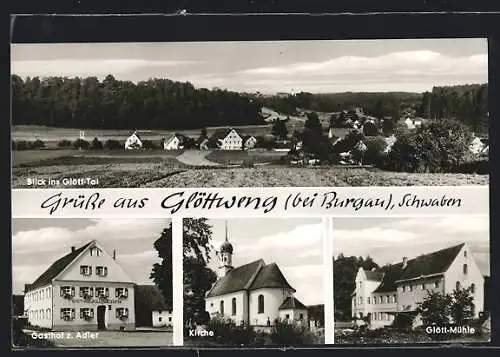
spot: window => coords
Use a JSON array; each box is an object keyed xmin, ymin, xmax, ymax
[
  {"xmin": 463, "ymin": 264, "xmax": 468, "ymax": 274},
  {"xmin": 210, "ymin": 303, "xmax": 214, "ymax": 308},
  {"xmin": 169, "ymin": 317, "xmax": 172, "ymax": 322},
  {"xmin": 420, "ymin": 284, "xmax": 425, "ymax": 290},
  {"xmin": 46, "ymin": 309, "xmax": 50, "ymax": 319},
  {"xmin": 409, "ymin": 285, "xmax": 413, "ymax": 292},
  {"xmin": 299, "ymin": 313, "xmax": 304, "ymax": 320},
  {"xmin": 220, "ymin": 301, "xmax": 224, "ymax": 315},
  {"xmin": 159, "ymin": 317, "xmax": 162, "ymax": 322},
  {"xmin": 359, "ymin": 282, "xmax": 362, "ymax": 288},
  {"xmin": 41, "ymin": 310, "xmax": 44, "ymax": 319},
  {"xmin": 367, "ymin": 297, "xmax": 371, "ymax": 304},
  {"xmin": 464, "ymin": 250, "xmax": 467, "ymax": 258},
  {"xmin": 116, "ymin": 308, "xmax": 129, "ymax": 319},
  {"xmin": 393, "ymin": 294, "xmax": 397, "ymax": 303},
  {"xmin": 353, "ymin": 298, "xmax": 356, "ymax": 306},
  {"xmin": 90, "ymin": 247, "xmax": 101, "ymax": 257},
  {"xmin": 379, "ymin": 296, "xmax": 383, "ymax": 304},
  {"xmin": 358, "ymin": 297, "xmax": 362, "ymax": 305},
  {"xmin": 386, "ymin": 295, "xmax": 390, "ymax": 303},
  {"xmin": 60, "ymin": 308, "xmax": 75, "ymax": 321},
  {"xmin": 95, "ymin": 287, "xmax": 109, "ymax": 297},
  {"xmin": 258, "ymin": 294, "xmax": 265, "ymax": 314},
  {"xmin": 96, "ymin": 266, "xmax": 108, "ymax": 277},
  {"xmin": 41, "ymin": 290, "xmax": 44, "ymax": 299},
  {"xmin": 434, "ymin": 281, "xmax": 440, "ymax": 289},
  {"xmin": 47, "ymin": 288, "xmax": 51, "ymax": 298},
  {"xmin": 456, "ymin": 281, "xmax": 461, "ymax": 290},
  {"xmin": 402, "ymin": 286, "xmax": 406, "ymax": 292},
  {"xmin": 80, "ymin": 265, "xmax": 92, "ymax": 276},
  {"xmin": 79, "ymin": 287, "xmax": 93, "ymax": 298},
  {"xmin": 285, "ymin": 314, "xmax": 290, "ymax": 320},
  {"xmin": 471, "ymin": 283, "xmax": 476, "ymax": 294},
  {"xmin": 231, "ymin": 297, "xmax": 236, "ymax": 316},
  {"xmin": 115, "ymin": 288, "xmax": 129, "ymax": 298},
  {"xmin": 60, "ymin": 286, "xmax": 74, "ymax": 298},
  {"xmin": 80, "ymin": 308, "xmax": 94, "ymax": 320}
]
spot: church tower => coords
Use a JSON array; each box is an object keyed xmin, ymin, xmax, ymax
[{"xmin": 218, "ymin": 221, "xmax": 234, "ymax": 278}]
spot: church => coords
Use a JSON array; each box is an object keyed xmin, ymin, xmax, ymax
[{"xmin": 205, "ymin": 225, "xmax": 309, "ymax": 330}]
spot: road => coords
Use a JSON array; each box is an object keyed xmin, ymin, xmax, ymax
[{"xmin": 175, "ymin": 150, "xmax": 221, "ymax": 167}]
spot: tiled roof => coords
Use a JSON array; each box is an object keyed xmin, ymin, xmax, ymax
[
  {"xmin": 206, "ymin": 260, "xmax": 295, "ymax": 298},
  {"xmin": 27, "ymin": 242, "xmax": 92, "ymax": 291},
  {"xmin": 373, "ymin": 243, "xmax": 465, "ymax": 293},
  {"xmin": 364, "ymin": 270, "xmax": 384, "ymax": 281},
  {"xmin": 278, "ymin": 296, "xmax": 308, "ymax": 310},
  {"xmin": 211, "ymin": 128, "xmax": 242, "ymax": 140}
]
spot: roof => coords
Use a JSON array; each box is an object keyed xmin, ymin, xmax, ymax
[
  {"xmin": 211, "ymin": 128, "xmax": 242, "ymax": 140},
  {"xmin": 128, "ymin": 131, "xmax": 142, "ymax": 141},
  {"xmin": 279, "ymin": 296, "xmax": 308, "ymax": 310},
  {"xmin": 135, "ymin": 285, "xmax": 170, "ymax": 310},
  {"xmin": 373, "ymin": 243, "xmax": 464, "ymax": 293},
  {"xmin": 206, "ymin": 259, "xmax": 295, "ymax": 298},
  {"xmin": 364, "ymin": 270, "xmax": 384, "ymax": 281},
  {"xmin": 27, "ymin": 242, "xmax": 92, "ymax": 291}
]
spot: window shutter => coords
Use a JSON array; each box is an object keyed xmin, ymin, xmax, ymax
[
  {"xmin": 105, "ymin": 288, "xmax": 109, "ymax": 297},
  {"xmin": 125, "ymin": 308, "xmax": 129, "ymax": 316},
  {"xmin": 90, "ymin": 287, "xmax": 94, "ymax": 297},
  {"xmin": 115, "ymin": 289, "xmax": 119, "ymax": 298},
  {"xmin": 89, "ymin": 266, "xmax": 92, "ymax": 275},
  {"xmin": 115, "ymin": 309, "xmax": 119, "ymax": 318},
  {"xmin": 60, "ymin": 287, "xmax": 64, "ymax": 297},
  {"xmin": 80, "ymin": 309, "xmax": 84, "ymax": 319},
  {"xmin": 60, "ymin": 309, "xmax": 64, "ymax": 319},
  {"xmin": 79, "ymin": 288, "xmax": 83, "ymax": 297},
  {"xmin": 125, "ymin": 288, "xmax": 128, "ymax": 297},
  {"xmin": 71, "ymin": 308, "xmax": 75, "ymax": 319},
  {"xmin": 104, "ymin": 267, "xmax": 108, "ymax": 276},
  {"xmin": 71, "ymin": 287, "xmax": 75, "ymax": 296}
]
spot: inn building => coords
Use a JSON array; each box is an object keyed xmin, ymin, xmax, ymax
[
  {"xmin": 351, "ymin": 243, "xmax": 485, "ymax": 329},
  {"xmin": 23, "ymin": 240, "xmax": 136, "ymax": 331}
]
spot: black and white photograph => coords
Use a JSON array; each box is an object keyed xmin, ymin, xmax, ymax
[
  {"xmin": 11, "ymin": 38, "xmax": 488, "ymax": 188},
  {"xmin": 12, "ymin": 218, "xmax": 174, "ymax": 348},
  {"xmin": 182, "ymin": 217, "xmax": 325, "ymax": 347},
  {"xmin": 332, "ymin": 216, "xmax": 491, "ymax": 344}
]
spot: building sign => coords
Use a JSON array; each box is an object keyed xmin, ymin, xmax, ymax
[{"xmin": 71, "ymin": 298, "xmax": 122, "ymax": 304}]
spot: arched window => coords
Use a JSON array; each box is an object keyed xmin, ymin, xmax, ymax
[
  {"xmin": 258, "ymin": 294, "xmax": 265, "ymax": 314},
  {"xmin": 231, "ymin": 298, "xmax": 236, "ymax": 316},
  {"xmin": 46, "ymin": 309, "xmax": 51, "ymax": 319},
  {"xmin": 456, "ymin": 281, "xmax": 461, "ymax": 290},
  {"xmin": 220, "ymin": 301, "xmax": 224, "ymax": 315},
  {"xmin": 471, "ymin": 283, "xmax": 476, "ymax": 294},
  {"xmin": 463, "ymin": 264, "xmax": 468, "ymax": 274}
]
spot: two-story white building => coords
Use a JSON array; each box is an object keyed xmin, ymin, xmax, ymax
[
  {"xmin": 351, "ymin": 243, "xmax": 485, "ymax": 329},
  {"xmin": 24, "ymin": 240, "xmax": 136, "ymax": 331},
  {"xmin": 212, "ymin": 128, "xmax": 243, "ymax": 150},
  {"xmin": 205, "ymin": 230, "xmax": 309, "ymax": 330}
]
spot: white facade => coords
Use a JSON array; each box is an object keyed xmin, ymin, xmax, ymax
[
  {"xmin": 219, "ymin": 129, "xmax": 243, "ymax": 150},
  {"xmin": 24, "ymin": 241, "xmax": 136, "ymax": 331},
  {"xmin": 125, "ymin": 132, "xmax": 142, "ymax": 150},
  {"xmin": 352, "ymin": 243, "xmax": 485, "ymax": 329},
  {"xmin": 469, "ymin": 136, "xmax": 486, "ymax": 154},
  {"xmin": 244, "ymin": 136, "xmax": 257, "ymax": 150},
  {"xmin": 164, "ymin": 136, "xmax": 181, "ymax": 150},
  {"xmin": 152, "ymin": 309, "xmax": 173, "ymax": 327}
]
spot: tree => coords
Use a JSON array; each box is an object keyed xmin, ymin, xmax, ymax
[
  {"xmin": 417, "ymin": 290, "xmax": 453, "ymax": 326},
  {"xmin": 150, "ymin": 225, "xmax": 174, "ymax": 308},
  {"xmin": 450, "ymin": 286, "xmax": 475, "ymax": 324},
  {"xmin": 182, "ymin": 218, "xmax": 217, "ymax": 326},
  {"xmin": 362, "ymin": 121, "xmax": 379, "ymax": 136},
  {"xmin": 271, "ymin": 119, "xmax": 288, "ymax": 140},
  {"xmin": 304, "ymin": 112, "xmax": 322, "ymax": 134}
]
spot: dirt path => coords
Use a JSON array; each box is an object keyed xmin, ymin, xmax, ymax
[{"xmin": 176, "ymin": 150, "xmax": 221, "ymax": 166}]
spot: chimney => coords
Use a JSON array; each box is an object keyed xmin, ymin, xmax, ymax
[
  {"xmin": 402, "ymin": 257, "xmax": 408, "ymax": 269},
  {"xmin": 71, "ymin": 246, "xmax": 76, "ymax": 253},
  {"xmin": 113, "ymin": 250, "xmax": 116, "ymax": 260}
]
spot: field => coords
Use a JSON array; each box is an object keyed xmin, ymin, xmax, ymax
[{"xmin": 11, "ymin": 148, "xmax": 488, "ymax": 188}]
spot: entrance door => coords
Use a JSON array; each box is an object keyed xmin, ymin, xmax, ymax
[{"xmin": 97, "ymin": 305, "xmax": 107, "ymax": 330}]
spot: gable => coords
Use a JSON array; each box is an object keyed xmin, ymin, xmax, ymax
[
  {"xmin": 56, "ymin": 241, "xmax": 134, "ymax": 283},
  {"xmin": 249, "ymin": 263, "xmax": 295, "ymax": 292}
]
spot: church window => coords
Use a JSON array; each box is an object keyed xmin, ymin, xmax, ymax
[
  {"xmin": 393, "ymin": 294, "xmax": 397, "ymax": 303},
  {"xmin": 471, "ymin": 283, "xmax": 476, "ymax": 294},
  {"xmin": 258, "ymin": 294, "xmax": 265, "ymax": 314},
  {"xmin": 463, "ymin": 264, "xmax": 468, "ymax": 274},
  {"xmin": 220, "ymin": 301, "xmax": 224, "ymax": 315},
  {"xmin": 456, "ymin": 281, "xmax": 461, "ymax": 290},
  {"xmin": 464, "ymin": 250, "xmax": 467, "ymax": 258},
  {"xmin": 232, "ymin": 298, "xmax": 236, "ymax": 315},
  {"xmin": 367, "ymin": 297, "xmax": 371, "ymax": 304}
]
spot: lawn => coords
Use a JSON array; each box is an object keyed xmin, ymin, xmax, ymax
[{"xmin": 205, "ymin": 150, "xmax": 288, "ymax": 165}]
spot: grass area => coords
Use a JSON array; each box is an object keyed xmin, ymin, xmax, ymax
[{"xmin": 206, "ymin": 150, "xmax": 288, "ymax": 165}]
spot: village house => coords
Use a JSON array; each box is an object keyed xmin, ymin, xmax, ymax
[
  {"xmin": 211, "ymin": 128, "xmax": 243, "ymax": 150},
  {"xmin": 205, "ymin": 226, "xmax": 309, "ymax": 331},
  {"xmin": 243, "ymin": 136, "xmax": 257, "ymax": 150},
  {"xmin": 163, "ymin": 134, "xmax": 183, "ymax": 150},
  {"xmin": 23, "ymin": 240, "xmax": 136, "ymax": 331},
  {"xmin": 383, "ymin": 134, "xmax": 398, "ymax": 154},
  {"xmin": 403, "ymin": 117, "xmax": 423, "ymax": 130},
  {"xmin": 124, "ymin": 130, "xmax": 143, "ymax": 150},
  {"xmin": 351, "ymin": 243, "xmax": 485, "ymax": 329}
]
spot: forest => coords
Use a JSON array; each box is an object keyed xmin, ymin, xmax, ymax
[{"xmin": 11, "ymin": 74, "xmax": 265, "ymax": 130}]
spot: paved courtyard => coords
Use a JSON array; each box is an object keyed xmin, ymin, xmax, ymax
[{"xmin": 46, "ymin": 330, "xmax": 173, "ymax": 348}]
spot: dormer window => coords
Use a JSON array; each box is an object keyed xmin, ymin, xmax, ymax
[
  {"xmin": 90, "ymin": 247, "xmax": 102, "ymax": 257},
  {"xmin": 80, "ymin": 265, "xmax": 92, "ymax": 276},
  {"xmin": 96, "ymin": 266, "xmax": 108, "ymax": 277},
  {"xmin": 115, "ymin": 287, "xmax": 129, "ymax": 299}
]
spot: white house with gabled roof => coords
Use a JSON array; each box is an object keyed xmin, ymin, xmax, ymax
[
  {"xmin": 125, "ymin": 130, "xmax": 143, "ymax": 150},
  {"xmin": 23, "ymin": 240, "xmax": 136, "ymax": 331}
]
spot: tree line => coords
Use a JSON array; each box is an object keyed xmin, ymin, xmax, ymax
[{"xmin": 11, "ymin": 74, "xmax": 265, "ymax": 130}]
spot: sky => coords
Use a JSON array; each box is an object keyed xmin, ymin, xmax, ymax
[
  {"xmin": 11, "ymin": 38, "xmax": 488, "ymax": 94},
  {"xmin": 11, "ymin": 218, "xmax": 171, "ymax": 294},
  {"xmin": 202, "ymin": 218, "xmax": 323, "ymax": 306},
  {"xmin": 333, "ymin": 216, "xmax": 490, "ymax": 276}
]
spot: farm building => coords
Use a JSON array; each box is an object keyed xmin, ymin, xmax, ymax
[
  {"xmin": 23, "ymin": 240, "xmax": 136, "ymax": 331},
  {"xmin": 211, "ymin": 128, "xmax": 243, "ymax": 150},
  {"xmin": 163, "ymin": 134, "xmax": 183, "ymax": 150},
  {"xmin": 243, "ymin": 136, "xmax": 257, "ymax": 150},
  {"xmin": 125, "ymin": 131, "xmax": 143, "ymax": 150},
  {"xmin": 134, "ymin": 285, "xmax": 172, "ymax": 328},
  {"xmin": 469, "ymin": 135, "xmax": 488, "ymax": 154}
]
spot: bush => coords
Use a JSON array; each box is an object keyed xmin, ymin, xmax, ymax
[
  {"xmin": 142, "ymin": 140, "xmax": 159, "ymax": 150},
  {"xmin": 90, "ymin": 137, "xmax": 104, "ymax": 150},
  {"xmin": 104, "ymin": 139, "xmax": 122, "ymax": 150},
  {"xmin": 31, "ymin": 139, "xmax": 45, "ymax": 149},
  {"xmin": 452, "ymin": 159, "xmax": 488, "ymax": 174},
  {"xmin": 270, "ymin": 320, "xmax": 315, "ymax": 346},
  {"xmin": 73, "ymin": 138, "xmax": 90, "ymax": 150},
  {"xmin": 364, "ymin": 137, "xmax": 388, "ymax": 167},
  {"xmin": 57, "ymin": 139, "xmax": 72, "ymax": 148},
  {"xmin": 12, "ymin": 140, "xmax": 31, "ymax": 150}
]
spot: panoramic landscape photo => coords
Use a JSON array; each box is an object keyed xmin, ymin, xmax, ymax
[{"xmin": 11, "ymin": 39, "xmax": 489, "ymax": 188}]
